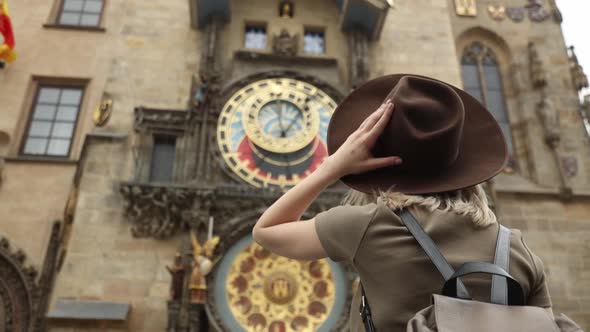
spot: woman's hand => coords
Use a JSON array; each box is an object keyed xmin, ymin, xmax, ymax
[{"xmin": 321, "ymin": 100, "xmax": 402, "ymax": 179}]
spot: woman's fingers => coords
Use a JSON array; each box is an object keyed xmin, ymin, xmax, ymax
[
  {"xmin": 359, "ymin": 100, "xmax": 391, "ymax": 131},
  {"xmin": 358, "ymin": 156, "xmax": 402, "ymax": 173},
  {"xmin": 366, "ymin": 102, "xmax": 394, "ymax": 145}
]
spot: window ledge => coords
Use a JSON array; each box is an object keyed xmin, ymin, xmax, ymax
[
  {"xmin": 4, "ymin": 156, "xmax": 78, "ymax": 165},
  {"xmin": 43, "ymin": 24, "xmax": 106, "ymax": 33}
]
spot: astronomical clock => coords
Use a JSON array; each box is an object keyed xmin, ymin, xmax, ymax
[
  {"xmin": 217, "ymin": 77, "xmax": 337, "ymax": 189},
  {"xmin": 212, "ymin": 78, "xmax": 348, "ymax": 331}
]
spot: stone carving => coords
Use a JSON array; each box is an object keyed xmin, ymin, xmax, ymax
[
  {"xmin": 547, "ymin": 0, "xmax": 563, "ymax": 23},
  {"xmin": 568, "ymin": 46, "xmax": 589, "ymax": 92},
  {"xmin": 0, "ymin": 237, "xmax": 40, "ymax": 332},
  {"xmin": 528, "ymin": 42, "xmax": 547, "ymax": 89},
  {"xmin": 506, "ymin": 7, "xmax": 525, "ymax": 22},
  {"xmin": 488, "ymin": 5, "xmax": 506, "ymax": 21},
  {"xmin": 560, "ymin": 156, "xmax": 578, "ymax": 178},
  {"xmin": 134, "ymin": 107, "xmax": 195, "ymax": 134},
  {"xmin": 510, "ymin": 62, "xmax": 529, "ymax": 95},
  {"xmin": 272, "ymin": 29, "xmax": 298, "ymax": 56},
  {"xmin": 190, "ymin": 231, "xmax": 220, "ymax": 304},
  {"xmin": 119, "ymin": 184, "xmax": 196, "ymax": 238},
  {"xmin": 526, "ymin": 0, "xmax": 551, "ymax": 22},
  {"xmin": 279, "ymin": 0, "xmax": 294, "ymax": 18},
  {"xmin": 166, "ymin": 252, "xmax": 186, "ymax": 301},
  {"xmin": 92, "ymin": 99, "xmax": 113, "ymax": 127},
  {"xmin": 537, "ymin": 92, "xmax": 560, "ymax": 147},
  {"xmin": 454, "ymin": 0, "xmax": 477, "ymax": 17}
]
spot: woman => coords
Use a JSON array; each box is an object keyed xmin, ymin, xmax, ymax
[{"xmin": 252, "ymin": 74, "xmax": 551, "ymax": 331}]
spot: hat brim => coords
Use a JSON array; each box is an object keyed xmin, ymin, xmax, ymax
[{"xmin": 327, "ymin": 74, "xmax": 508, "ymax": 195}]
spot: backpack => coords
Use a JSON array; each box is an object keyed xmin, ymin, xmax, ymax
[{"xmin": 359, "ymin": 209, "xmax": 585, "ymax": 332}]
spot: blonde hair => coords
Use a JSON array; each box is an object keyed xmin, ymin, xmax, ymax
[{"xmin": 341, "ymin": 184, "xmax": 496, "ymax": 227}]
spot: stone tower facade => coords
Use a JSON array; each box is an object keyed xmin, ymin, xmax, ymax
[{"xmin": 0, "ymin": 0, "xmax": 588, "ymax": 331}]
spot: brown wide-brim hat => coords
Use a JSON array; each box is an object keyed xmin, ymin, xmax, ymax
[{"xmin": 327, "ymin": 74, "xmax": 508, "ymax": 195}]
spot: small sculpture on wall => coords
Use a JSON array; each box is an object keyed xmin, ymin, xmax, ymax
[
  {"xmin": 279, "ymin": 0, "xmax": 294, "ymax": 18},
  {"xmin": 189, "ymin": 228, "xmax": 220, "ymax": 304},
  {"xmin": 526, "ymin": 0, "xmax": 551, "ymax": 22},
  {"xmin": 528, "ymin": 42, "xmax": 547, "ymax": 89},
  {"xmin": 272, "ymin": 29, "xmax": 298, "ymax": 57},
  {"xmin": 454, "ymin": 0, "xmax": 477, "ymax": 16},
  {"xmin": 93, "ymin": 99, "xmax": 113, "ymax": 127},
  {"xmin": 568, "ymin": 46, "xmax": 589, "ymax": 92},
  {"xmin": 560, "ymin": 156, "xmax": 578, "ymax": 178},
  {"xmin": 488, "ymin": 5, "xmax": 506, "ymax": 21},
  {"xmin": 192, "ymin": 74, "xmax": 210, "ymax": 112},
  {"xmin": 537, "ymin": 91, "xmax": 560, "ymax": 147},
  {"xmin": 166, "ymin": 252, "xmax": 186, "ymax": 302},
  {"xmin": 506, "ymin": 7, "xmax": 525, "ymax": 22}
]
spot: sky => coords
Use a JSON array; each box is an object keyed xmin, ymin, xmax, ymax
[{"xmin": 557, "ymin": 0, "xmax": 590, "ymax": 99}]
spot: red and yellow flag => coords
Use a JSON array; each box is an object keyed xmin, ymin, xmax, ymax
[{"xmin": 0, "ymin": 0, "xmax": 16, "ymax": 63}]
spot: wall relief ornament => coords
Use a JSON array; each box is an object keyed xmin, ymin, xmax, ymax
[
  {"xmin": 568, "ymin": 46, "xmax": 589, "ymax": 92},
  {"xmin": 189, "ymin": 231, "xmax": 220, "ymax": 304},
  {"xmin": 454, "ymin": 0, "xmax": 477, "ymax": 17},
  {"xmin": 488, "ymin": 5, "xmax": 506, "ymax": 21},
  {"xmin": 526, "ymin": 0, "xmax": 551, "ymax": 22},
  {"xmin": 506, "ymin": 7, "xmax": 526, "ymax": 22},
  {"xmin": 119, "ymin": 184, "xmax": 197, "ymax": 238},
  {"xmin": 536, "ymin": 92, "xmax": 560, "ymax": 147},
  {"xmin": 560, "ymin": 156, "xmax": 578, "ymax": 178},
  {"xmin": 528, "ymin": 42, "xmax": 547, "ymax": 89},
  {"xmin": 0, "ymin": 237, "xmax": 40, "ymax": 332},
  {"xmin": 272, "ymin": 29, "xmax": 298, "ymax": 57},
  {"xmin": 92, "ymin": 99, "xmax": 113, "ymax": 127}
]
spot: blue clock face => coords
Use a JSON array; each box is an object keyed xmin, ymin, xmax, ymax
[{"xmin": 258, "ymin": 100, "xmax": 304, "ymax": 139}]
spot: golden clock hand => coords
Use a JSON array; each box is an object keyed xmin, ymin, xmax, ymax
[{"xmin": 277, "ymin": 101, "xmax": 287, "ymax": 137}]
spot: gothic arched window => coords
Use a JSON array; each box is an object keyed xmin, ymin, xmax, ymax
[{"xmin": 461, "ymin": 42, "xmax": 513, "ymax": 151}]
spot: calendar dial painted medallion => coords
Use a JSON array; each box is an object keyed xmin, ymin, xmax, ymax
[{"xmin": 217, "ymin": 78, "xmax": 337, "ymax": 188}]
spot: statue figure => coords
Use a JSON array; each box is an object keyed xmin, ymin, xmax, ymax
[
  {"xmin": 568, "ymin": 46, "xmax": 589, "ymax": 92},
  {"xmin": 166, "ymin": 252, "xmax": 186, "ymax": 301},
  {"xmin": 510, "ymin": 62, "xmax": 528, "ymax": 95},
  {"xmin": 528, "ymin": 42, "xmax": 547, "ymax": 89},
  {"xmin": 272, "ymin": 29, "xmax": 298, "ymax": 57},
  {"xmin": 192, "ymin": 74, "xmax": 209, "ymax": 112},
  {"xmin": 279, "ymin": 1, "xmax": 294, "ymax": 18},
  {"xmin": 537, "ymin": 91, "xmax": 560, "ymax": 147},
  {"xmin": 189, "ymin": 231, "xmax": 220, "ymax": 304}
]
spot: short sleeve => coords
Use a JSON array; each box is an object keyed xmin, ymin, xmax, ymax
[
  {"xmin": 527, "ymin": 252, "xmax": 552, "ymax": 308},
  {"xmin": 521, "ymin": 236, "xmax": 552, "ymax": 308},
  {"xmin": 314, "ymin": 203, "xmax": 377, "ymax": 262}
]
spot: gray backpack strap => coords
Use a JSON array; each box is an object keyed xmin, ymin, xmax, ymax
[
  {"xmin": 399, "ymin": 209, "xmax": 471, "ymax": 300},
  {"xmin": 491, "ymin": 225, "xmax": 511, "ymax": 305}
]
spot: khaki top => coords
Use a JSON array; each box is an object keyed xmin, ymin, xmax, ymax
[{"xmin": 315, "ymin": 199, "xmax": 551, "ymax": 332}]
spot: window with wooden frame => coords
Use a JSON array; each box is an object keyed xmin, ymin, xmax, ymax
[
  {"xmin": 21, "ymin": 85, "xmax": 85, "ymax": 158},
  {"xmin": 57, "ymin": 0, "xmax": 105, "ymax": 28},
  {"xmin": 461, "ymin": 41, "xmax": 513, "ymax": 152}
]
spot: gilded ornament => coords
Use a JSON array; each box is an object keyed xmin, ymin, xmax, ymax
[
  {"xmin": 454, "ymin": 0, "xmax": 477, "ymax": 17},
  {"xmin": 224, "ymin": 241, "xmax": 336, "ymax": 331},
  {"xmin": 488, "ymin": 5, "xmax": 506, "ymax": 21},
  {"xmin": 92, "ymin": 99, "xmax": 113, "ymax": 127},
  {"xmin": 190, "ymin": 231, "xmax": 220, "ymax": 304}
]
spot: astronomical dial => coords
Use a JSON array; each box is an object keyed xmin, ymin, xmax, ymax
[{"xmin": 217, "ymin": 78, "xmax": 337, "ymax": 188}]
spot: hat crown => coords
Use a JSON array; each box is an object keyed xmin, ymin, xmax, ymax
[{"xmin": 375, "ymin": 76, "xmax": 465, "ymax": 172}]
